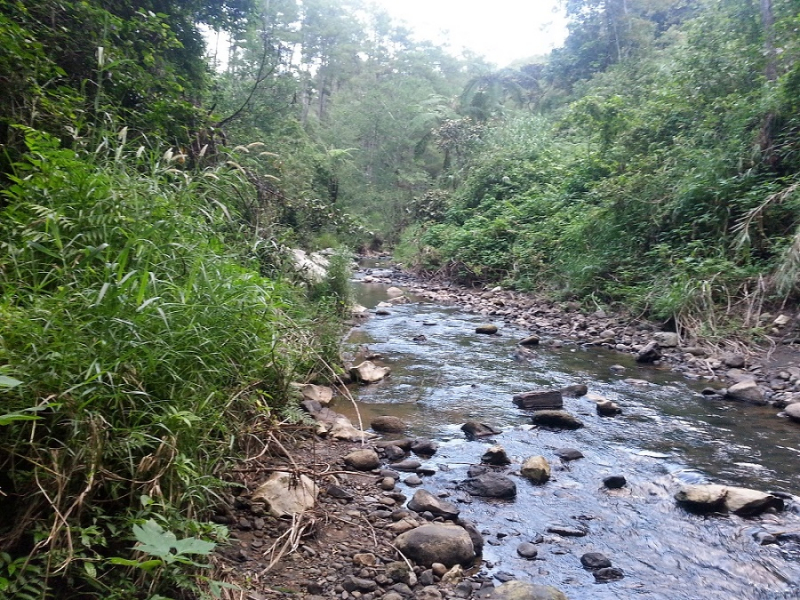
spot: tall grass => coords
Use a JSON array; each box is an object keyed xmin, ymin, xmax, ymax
[{"xmin": 0, "ymin": 128, "xmax": 341, "ymax": 598}]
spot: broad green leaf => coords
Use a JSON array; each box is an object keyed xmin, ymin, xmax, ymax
[{"xmin": 0, "ymin": 376, "xmax": 22, "ymax": 389}]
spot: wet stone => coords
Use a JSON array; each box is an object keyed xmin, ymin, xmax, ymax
[
  {"xmin": 580, "ymin": 552, "xmax": 612, "ymax": 570},
  {"xmin": 462, "ymin": 421, "xmax": 502, "ymax": 439},
  {"xmin": 593, "ymin": 567, "xmax": 625, "ymax": 583},
  {"xmin": 516, "ymin": 542, "xmax": 539, "ymax": 559},
  {"xmin": 405, "ymin": 474, "xmax": 423, "ymax": 486},
  {"xmin": 555, "ymin": 448, "xmax": 584, "ymax": 461},
  {"xmin": 481, "ymin": 445, "xmax": 511, "ymax": 466},
  {"xmin": 603, "ymin": 475, "xmax": 627, "ymax": 489},
  {"xmin": 392, "ymin": 458, "xmax": 422, "ymax": 471},
  {"xmin": 546, "ymin": 523, "xmax": 588, "ymax": 537},
  {"xmin": 531, "ymin": 410, "xmax": 584, "ymax": 430}
]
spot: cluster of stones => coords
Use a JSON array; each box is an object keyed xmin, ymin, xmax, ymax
[{"xmin": 361, "ymin": 263, "xmax": 800, "ymax": 427}]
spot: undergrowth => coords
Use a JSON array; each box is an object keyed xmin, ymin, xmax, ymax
[{"xmin": 0, "ymin": 128, "xmax": 345, "ymax": 599}]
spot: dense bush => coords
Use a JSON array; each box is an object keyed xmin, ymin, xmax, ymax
[{"xmin": 0, "ymin": 129, "xmax": 343, "ymax": 598}]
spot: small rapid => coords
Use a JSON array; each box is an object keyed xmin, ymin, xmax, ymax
[{"xmin": 337, "ymin": 272, "xmax": 800, "ymax": 599}]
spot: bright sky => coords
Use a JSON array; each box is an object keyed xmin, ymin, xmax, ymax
[{"xmin": 370, "ymin": 0, "xmax": 568, "ymax": 66}]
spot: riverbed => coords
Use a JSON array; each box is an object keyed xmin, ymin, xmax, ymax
[{"xmin": 337, "ymin": 275, "xmax": 800, "ymax": 600}]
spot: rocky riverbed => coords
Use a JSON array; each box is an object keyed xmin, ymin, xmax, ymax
[
  {"xmin": 359, "ymin": 261, "xmax": 800, "ymax": 422},
  {"xmin": 215, "ymin": 261, "xmax": 800, "ymax": 599}
]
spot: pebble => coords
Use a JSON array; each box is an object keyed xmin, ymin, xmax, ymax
[
  {"xmin": 603, "ymin": 475, "xmax": 627, "ymax": 489},
  {"xmin": 516, "ymin": 542, "xmax": 539, "ymax": 559}
]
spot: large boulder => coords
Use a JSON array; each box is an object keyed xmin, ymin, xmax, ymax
[
  {"xmin": 394, "ymin": 524, "xmax": 475, "ymax": 568},
  {"xmin": 726, "ymin": 380, "xmax": 767, "ymax": 405},
  {"xmin": 251, "ymin": 471, "xmax": 318, "ymax": 517},
  {"xmin": 351, "ymin": 361, "xmax": 391, "ymax": 384},
  {"xmin": 513, "ymin": 390, "xmax": 563, "ymax": 410},
  {"xmin": 407, "ymin": 489, "xmax": 460, "ymax": 520},
  {"xmin": 675, "ymin": 484, "xmax": 784, "ymax": 516},
  {"xmin": 520, "ymin": 456, "xmax": 551, "ymax": 485},
  {"xmin": 531, "ymin": 410, "xmax": 584, "ymax": 430},
  {"xmin": 461, "ymin": 473, "xmax": 517, "ymax": 499},
  {"xmin": 487, "ymin": 580, "xmax": 569, "ymax": 600}
]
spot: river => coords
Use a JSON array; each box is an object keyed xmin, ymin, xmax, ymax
[{"xmin": 336, "ymin": 274, "xmax": 800, "ymax": 600}]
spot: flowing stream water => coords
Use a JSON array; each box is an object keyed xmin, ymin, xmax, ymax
[{"xmin": 337, "ymin": 274, "xmax": 800, "ymax": 600}]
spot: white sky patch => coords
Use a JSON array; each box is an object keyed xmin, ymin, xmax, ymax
[{"xmin": 369, "ymin": 0, "xmax": 568, "ymax": 66}]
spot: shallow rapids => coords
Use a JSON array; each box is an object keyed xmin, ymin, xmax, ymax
[{"xmin": 338, "ymin": 278, "xmax": 800, "ymax": 600}]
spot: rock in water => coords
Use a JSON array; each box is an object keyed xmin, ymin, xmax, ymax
[
  {"xmin": 386, "ymin": 286, "xmax": 405, "ymax": 298},
  {"xmin": 519, "ymin": 335, "xmax": 540, "ymax": 346},
  {"xmin": 393, "ymin": 524, "xmax": 476, "ymax": 568},
  {"xmin": 596, "ymin": 400, "xmax": 622, "ymax": 416},
  {"xmin": 410, "ymin": 438, "xmax": 439, "ymax": 456},
  {"xmin": 516, "ymin": 542, "xmax": 539, "ymax": 559},
  {"xmin": 521, "ymin": 456, "xmax": 551, "ymax": 484},
  {"xmin": 476, "ymin": 324, "xmax": 499, "ymax": 334},
  {"xmin": 594, "ymin": 567, "xmax": 625, "ymax": 582},
  {"xmin": 371, "ymin": 415, "xmax": 406, "ymax": 433},
  {"xmin": 407, "ymin": 489, "xmax": 460, "ymax": 519},
  {"xmin": 555, "ymin": 448, "xmax": 584, "ymax": 461},
  {"xmin": 724, "ymin": 487, "xmax": 784, "ymax": 516},
  {"xmin": 351, "ymin": 361, "xmax": 391, "ymax": 384},
  {"xmin": 675, "ymin": 484, "xmax": 784, "ymax": 516},
  {"xmin": 674, "ymin": 484, "xmax": 728, "ymax": 512},
  {"xmin": 603, "ymin": 475, "xmax": 627, "ymax": 489},
  {"xmin": 461, "ymin": 473, "xmax": 517, "ymax": 499},
  {"xmin": 531, "ymin": 410, "xmax": 584, "ymax": 430},
  {"xmin": 581, "ymin": 552, "xmax": 612, "ymax": 570},
  {"xmin": 482, "ymin": 445, "xmax": 511, "ymax": 466},
  {"xmin": 462, "ymin": 421, "xmax": 502, "ymax": 439},
  {"xmin": 488, "ymin": 581, "xmax": 569, "ymax": 600},
  {"xmin": 513, "ymin": 390, "xmax": 564, "ymax": 410},
  {"xmin": 251, "ymin": 472, "xmax": 318, "ymax": 517},
  {"xmin": 561, "ymin": 383, "xmax": 589, "ymax": 397}
]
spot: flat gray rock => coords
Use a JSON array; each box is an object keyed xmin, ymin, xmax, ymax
[
  {"xmin": 394, "ymin": 524, "xmax": 475, "ymax": 568},
  {"xmin": 407, "ymin": 489, "xmax": 460, "ymax": 519},
  {"xmin": 461, "ymin": 473, "xmax": 517, "ymax": 499}
]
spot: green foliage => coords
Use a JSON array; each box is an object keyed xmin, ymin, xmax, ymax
[
  {"xmin": 404, "ymin": 0, "xmax": 800, "ymax": 337},
  {"xmin": 0, "ymin": 128, "xmax": 342, "ymax": 597}
]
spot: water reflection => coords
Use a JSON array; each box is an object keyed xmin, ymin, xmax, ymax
[{"xmin": 341, "ymin": 281, "xmax": 800, "ymax": 599}]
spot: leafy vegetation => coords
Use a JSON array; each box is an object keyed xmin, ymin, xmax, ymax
[
  {"xmin": 401, "ymin": 0, "xmax": 800, "ymax": 341},
  {"xmin": 3, "ymin": 0, "xmax": 800, "ymax": 596}
]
